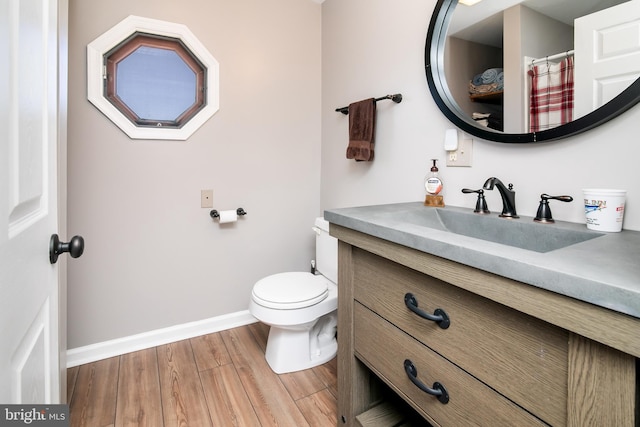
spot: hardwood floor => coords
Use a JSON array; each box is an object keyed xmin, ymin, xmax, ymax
[{"xmin": 67, "ymin": 322, "xmax": 338, "ymax": 427}]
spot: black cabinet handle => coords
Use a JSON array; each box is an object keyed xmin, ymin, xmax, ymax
[
  {"xmin": 404, "ymin": 293, "xmax": 450, "ymax": 329},
  {"xmin": 404, "ymin": 359, "xmax": 449, "ymax": 404}
]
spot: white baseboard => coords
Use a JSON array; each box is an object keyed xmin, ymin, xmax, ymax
[{"xmin": 66, "ymin": 310, "xmax": 258, "ymax": 368}]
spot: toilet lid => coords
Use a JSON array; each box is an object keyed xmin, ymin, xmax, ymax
[{"xmin": 252, "ymin": 272, "xmax": 329, "ymax": 310}]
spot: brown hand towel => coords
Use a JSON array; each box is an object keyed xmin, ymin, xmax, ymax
[{"xmin": 346, "ymin": 98, "xmax": 376, "ymax": 161}]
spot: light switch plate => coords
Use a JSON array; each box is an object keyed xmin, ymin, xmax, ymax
[
  {"xmin": 201, "ymin": 190, "xmax": 213, "ymax": 208},
  {"xmin": 446, "ymin": 137, "xmax": 472, "ymax": 167}
]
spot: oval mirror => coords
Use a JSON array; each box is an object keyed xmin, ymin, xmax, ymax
[{"xmin": 426, "ymin": 0, "xmax": 640, "ymax": 143}]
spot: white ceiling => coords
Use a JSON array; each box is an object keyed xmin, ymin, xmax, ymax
[{"xmin": 449, "ymin": 0, "xmax": 629, "ymax": 47}]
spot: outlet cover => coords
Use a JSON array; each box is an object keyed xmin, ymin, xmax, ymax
[
  {"xmin": 446, "ymin": 137, "xmax": 472, "ymax": 167},
  {"xmin": 201, "ymin": 190, "xmax": 213, "ymax": 208}
]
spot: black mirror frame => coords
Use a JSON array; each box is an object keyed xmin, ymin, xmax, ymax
[{"xmin": 425, "ymin": 0, "xmax": 640, "ymax": 143}]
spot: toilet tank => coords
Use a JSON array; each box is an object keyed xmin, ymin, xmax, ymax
[{"xmin": 314, "ymin": 217, "xmax": 338, "ymax": 284}]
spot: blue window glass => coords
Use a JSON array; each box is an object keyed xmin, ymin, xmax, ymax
[
  {"xmin": 105, "ymin": 33, "xmax": 206, "ymax": 128},
  {"xmin": 117, "ymin": 46, "xmax": 197, "ymax": 121}
]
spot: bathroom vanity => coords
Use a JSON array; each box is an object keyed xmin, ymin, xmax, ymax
[{"xmin": 326, "ymin": 203, "xmax": 640, "ymax": 426}]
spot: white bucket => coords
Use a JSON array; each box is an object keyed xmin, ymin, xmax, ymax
[{"xmin": 583, "ymin": 189, "xmax": 626, "ymax": 232}]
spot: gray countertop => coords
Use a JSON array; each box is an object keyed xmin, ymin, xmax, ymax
[{"xmin": 325, "ymin": 202, "xmax": 640, "ymax": 319}]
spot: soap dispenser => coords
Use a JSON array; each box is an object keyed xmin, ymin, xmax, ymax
[{"xmin": 424, "ymin": 159, "xmax": 445, "ymax": 207}]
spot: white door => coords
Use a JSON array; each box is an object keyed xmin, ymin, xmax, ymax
[
  {"xmin": 574, "ymin": 0, "xmax": 640, "ymax": 119},
  {"xmin": 0, "ymin": 0, "xmax": 70, "ymax": 404}
]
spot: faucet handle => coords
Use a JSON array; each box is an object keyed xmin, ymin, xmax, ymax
[
  {"xmin": 462, "ymin": 188, "xmax": 490, "ymax": 214},
  {"xmin": 534, "ymin": 194, "xmax": 573, "ymax": 223},
  {"xmin": 543, "ymin": 194, "xmax": 573, "ymax": 203}
]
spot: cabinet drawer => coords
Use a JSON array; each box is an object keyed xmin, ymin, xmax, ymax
[
  {"xmin": 353, "ymin": 248, "xmax": 568, "ymax": 426},
  {"xmin": 355, "ymin": 303, "xmax": 548, "ymax": 426}
]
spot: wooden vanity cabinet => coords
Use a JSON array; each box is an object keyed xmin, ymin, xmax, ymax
[{"xmin": 332, "ymin": 224, "xmax": 639, "ymax": 427}]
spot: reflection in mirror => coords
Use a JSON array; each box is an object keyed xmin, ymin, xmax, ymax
[{"xmin": 426, "ymin": 0, "xmax": 640, "ymax": 143}]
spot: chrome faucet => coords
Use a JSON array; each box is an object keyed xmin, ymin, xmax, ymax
[{"xmin": 483, "ymin": 177, "xmax": 519, "ymax": 218}]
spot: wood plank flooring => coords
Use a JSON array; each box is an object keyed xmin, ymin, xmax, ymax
[{"xmin": 67, "ymin": 322, "xmax": 338, "ymax": 427}]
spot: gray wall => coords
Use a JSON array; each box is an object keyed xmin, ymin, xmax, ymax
[
  {"xmin": 67, "ymin": 0, "xmax": 321, "ymax": 348},
  {"xmin": 321, "ymin": 0, "xmax": 639, "ymax": 228},
  {"xmin": 68, "ymin": 0, "xmax": 640, "ymax": 350}
]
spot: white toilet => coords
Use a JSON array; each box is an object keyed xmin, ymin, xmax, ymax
[{"xmin": 249, "ymin": 217, "xmax": 338, "ymax": 374}]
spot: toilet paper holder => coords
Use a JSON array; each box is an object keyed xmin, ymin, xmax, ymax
[{"xmin": 210, "ymin": 207, "xmax": 247, "ymax": 219}]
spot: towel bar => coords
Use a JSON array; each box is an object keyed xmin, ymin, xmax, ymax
[{"xmin": 336, "ymin": 94, "xmax": 402, "ymax": 115}]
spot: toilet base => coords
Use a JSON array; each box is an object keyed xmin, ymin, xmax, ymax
[{"xmin": 264, "ymin": 312, "xmax": 337, "ymax": 374}]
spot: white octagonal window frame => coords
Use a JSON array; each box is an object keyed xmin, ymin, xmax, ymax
[{"xmin": 87, "ymin": 15, "xmax": 219, "ymax": 140}]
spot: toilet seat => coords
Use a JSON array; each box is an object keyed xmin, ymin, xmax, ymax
[{"xmin": 252, "ymin": 272, "xmax": 329, "ymax": 310}]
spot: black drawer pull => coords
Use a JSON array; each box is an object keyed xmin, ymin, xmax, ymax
[
  {"xmin": 404, "ymin": 293, "xmax": 450, "ymax": 329},
  {"xmin": 404, "ymin": 359, "xmax": 449, "ymax": 404}
]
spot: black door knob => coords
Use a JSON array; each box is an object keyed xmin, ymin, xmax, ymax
[{"xmin": 49, "ymin": 234, "xmax": 84, "ymax": 264}]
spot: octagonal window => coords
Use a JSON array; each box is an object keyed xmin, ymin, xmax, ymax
[
  {"xmin": 106, "ymin": 34, "xmax": 205, "ymax": 128},
  {"xmin": 87, "ymin": 16, "xmax": 219, "ymax": 140}
]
